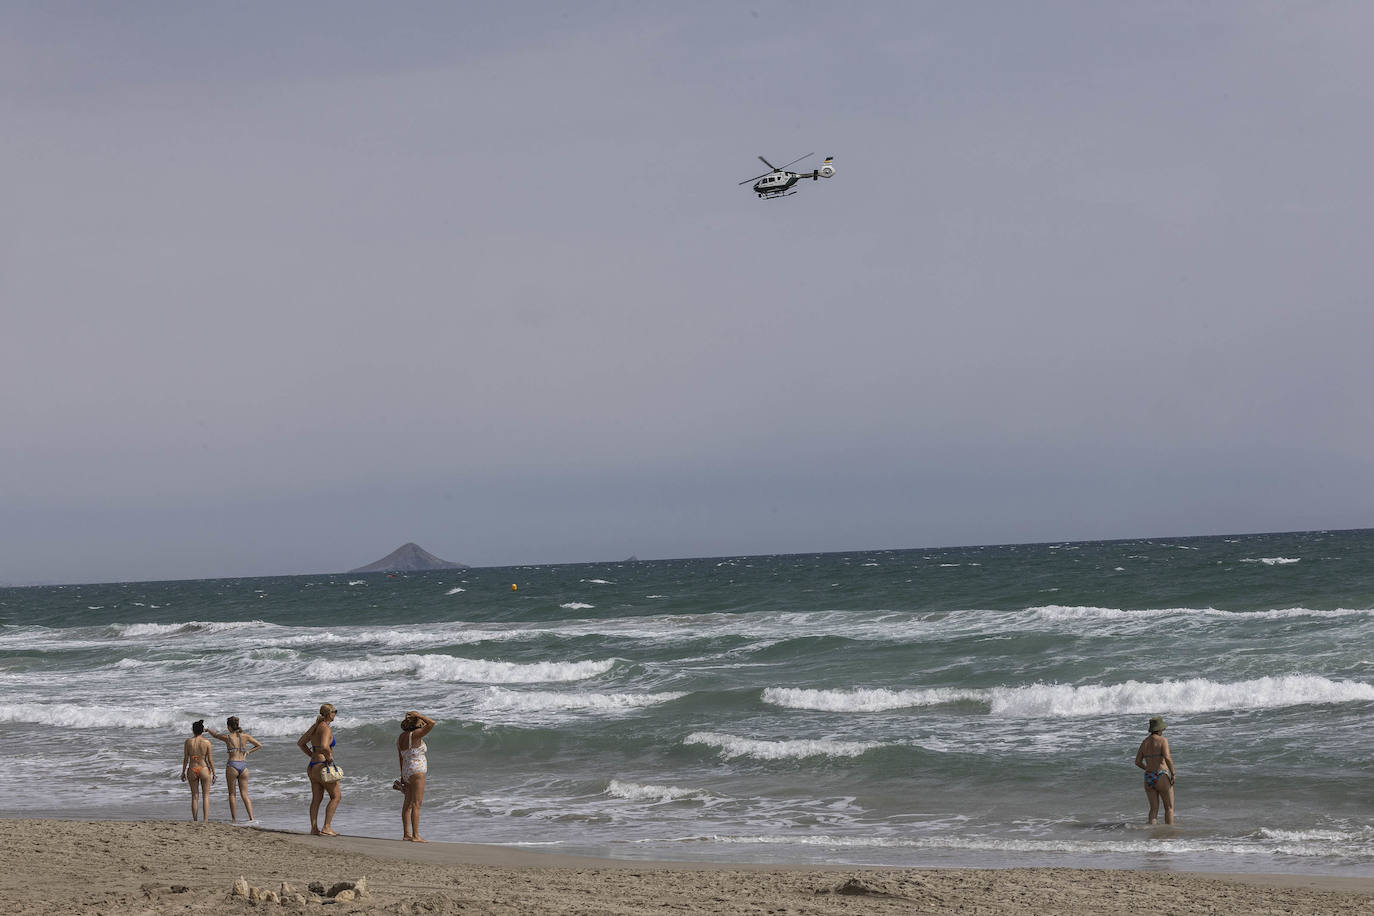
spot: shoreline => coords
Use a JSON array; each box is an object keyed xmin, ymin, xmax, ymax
[{"xmin": 2, "ymin": 819, "xmax": 1372, "ymax": 914}]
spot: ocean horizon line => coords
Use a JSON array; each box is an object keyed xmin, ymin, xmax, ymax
[{"xmin": 4, "ymin": 524, "xmax": 1369, "ymax": 589}]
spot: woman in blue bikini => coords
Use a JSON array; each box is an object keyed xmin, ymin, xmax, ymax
[
  {"xmin": 297, "ymin": 703, "xmax": 341, "ymax": 836},
  {"xmin": 1134, "ymin": 716, "xmax": 1176, "ymax": 824},
  {"xmin": 208, "ymin": 715, "xmax": 262, "ymax": 823}
]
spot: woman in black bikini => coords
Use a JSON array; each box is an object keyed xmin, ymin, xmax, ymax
[
  {"xmin": 1134, "ymin": 715, "xmax": 1176, "ymax": 825},
  {"xmin": 180, "ymin": 719, "xmax": 216, "ymax": 822},
  {"xmin": 208, "ymin": 715, "xmax": 262, "ymax": 823},
  {"xmin": 297, "ymin": 703, "xmax": 341, "ymax": 836}
]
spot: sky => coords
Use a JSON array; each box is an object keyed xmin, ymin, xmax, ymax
[{"xmin": 3, "ymin": 2, "xmax": 1371, "ymax": 584}]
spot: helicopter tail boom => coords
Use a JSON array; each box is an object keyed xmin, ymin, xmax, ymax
[{"xmin": 808, "ymin": 157, "xmax": 836, "ymax": 181}]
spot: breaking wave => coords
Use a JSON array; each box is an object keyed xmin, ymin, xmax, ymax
[
  {"xmin": 762, "ymin": 686, "xmax": 982, "ymax": 712},
  {"xmin": 763, "ymin": 676, "xmax": 1374, "ymax": 717},
  {"xmin": 475, "ymin": 688, "xmax": 684, "ymax": 713},
  {"xmin": 0, "ymin": 702, "xmax": 320, "ymax": 735},
  {"xmin": 1033, "ymin": 605, "xmax": 1372, "ymax": 622},
  {"xmin": 606, "ymin": 779, "xmax": 709, "ymax": 802},
  {"xmin": 683, "ymin": 732, "xmax": 881, "ymax": 760},
  {"xmin": 105, "ymin": 621, "xmax": 265, "ymax": 638},
  {"xmin": 303, "ymin": 654, "xmax": 617, "ymax": 683}
]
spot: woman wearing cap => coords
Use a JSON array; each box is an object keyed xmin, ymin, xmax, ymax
[
  {"xmin": 395, "ymin": 710, "xmax": 436, "ymax": 842},
  {"xmin": 297, "ymin": 703, "xmax": 341, "ymax": 836},
  {"xmin": 1135, "ymin": 716, "xmax": 1176, "ymax": 824}
]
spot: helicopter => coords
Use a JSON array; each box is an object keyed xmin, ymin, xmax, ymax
[{"xmin": 739, "ymin": 153, "xmax": 835, "ymax": 199}]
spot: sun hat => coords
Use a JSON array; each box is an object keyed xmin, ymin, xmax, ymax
[{"xmin": 1148, "ymin": 716, "xmax": 1166, "ymax": 733}]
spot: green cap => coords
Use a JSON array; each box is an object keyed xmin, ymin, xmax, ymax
[{"xmin": 1148, "ymin": 716, "xmax": 1166, "ymax": 733}]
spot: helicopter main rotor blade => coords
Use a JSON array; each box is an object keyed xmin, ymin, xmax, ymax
[
  {"xmin": 757, "ymin": 156, "xmax": 779, "ymax": 171},
  {"xmin": 779, "ymin": 152, "xmax": 814, "ymax": 170},
  {"xmin": 738, "ymin": 171, "xmax": 773, "ymax": 185}
]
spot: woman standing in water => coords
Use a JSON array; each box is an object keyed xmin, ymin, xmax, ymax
[
  {"xmin": 179, "ymin": 720, "xmax": 216, "ymax": 822},
  {"xmin": 207, "ymin": 716, "xmax": 262, "ymax": 823},
  {"xmin": 297, "ymin": 703, "xmax": 341, "ymax": 836},
  {"xmin": 395, "ymin": 711, "xmax": 436, "ymax": 842},
  {"xmin": 1135, "ymin": 715, "xmax": 1176, "ymax": 824}
]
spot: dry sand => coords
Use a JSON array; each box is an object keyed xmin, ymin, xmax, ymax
[{"xmin": 1, "ymin": 819, "xmax": 1372, "ymax": 915}]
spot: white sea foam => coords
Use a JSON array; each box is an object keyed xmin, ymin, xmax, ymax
[
  {"xmin": 0, "ymin": 702, "xmax": 183, "ymax": 729},
  {"xmin": 258, "ymin": 625, "xmax": 499, "ymax": 651},
  {"xmin": 353, "ymin": 628, "xmax": 492, "ymax": 649},
  {"xmin": 1033, "ymin": 605, "xmax": 1372, "ymax": 622},
  {"xmin": 606, "ymin": 779, "xmax": 708, "ymax": 802},
  {"xmin": 683, "ymin": 732, "xmax": 881, "ymax": 760},
  {"xmin": 685, "ymin": 832, "xmax": 1371, "ymax": 858},
  {"xmin": 582, "ymin": 579, "xmax": 613, "ymax": 585},
  {"xmin": 446, "ymin": 587, "xmax": 466, "ymax": 595},
  {"xmin": 986, "ymin": 675, "xmax": 1374, "ymax": 717},
  {"xmin": 766, "ymin": 675, "xmax": 1374, "ymax": 718},
  {"xmin": 475, "ymin": 688, "xmax": 684, "ymax": 713},
  {"xmin": 107, "ymin": 620, "xmax": 264, "ymax": 638},
  {"xmin": 560, "ymin": 602, "xmax": 595, "ymax": 610},
  {"xmin": 218, "ymin": 713, "xmax": 324, "ymax": 736},
  {"xmin": 1254, "ymin": 826, "xmax": 1374, "ymax": 845},
  {"xmin": 763, "ymin": 686, "xmax": 983, "ymax": 712},
  {"xmin": 348, "ymin": 580, "xmax": 366, "ymax": 586},
  {"xmin": 0, "ymin": 701, "xmax": 335, "ymax": 735},
  {"xmin": 533, "ymin": 609, "xmax": 940, "ymax": 645},
  {"xmin": 303, "ymin": 654, "xmax": 617, "ymax": 683}
]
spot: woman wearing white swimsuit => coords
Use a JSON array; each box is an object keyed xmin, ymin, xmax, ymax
[{"xmin": 395, "ymin": 711, "xmax": 436, "ymax": 842}]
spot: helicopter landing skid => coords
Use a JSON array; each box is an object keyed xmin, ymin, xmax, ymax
[{"xmin": 758, "ymin": 190, "xmax": 798, "ymax": 200}]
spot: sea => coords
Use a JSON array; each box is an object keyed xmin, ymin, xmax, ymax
[{"xmin": 2, "ymin": 529, "xmax": 1372, "ymax": 876}]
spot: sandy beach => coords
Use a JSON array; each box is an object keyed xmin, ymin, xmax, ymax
[{"xmin": 1, "ymin": 820, "xmax": 1371, "ymax": 915}]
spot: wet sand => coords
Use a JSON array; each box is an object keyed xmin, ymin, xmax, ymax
[{"xmin": 1, "ymin": 819, "xmax": 1372, "ymax": 914}]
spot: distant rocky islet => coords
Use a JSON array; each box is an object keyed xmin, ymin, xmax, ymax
[{"xmin": 348, "ymin": 542, "xmax": 469, "ymax": 573}]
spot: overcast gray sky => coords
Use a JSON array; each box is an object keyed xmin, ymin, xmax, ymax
[{"xmin": 3, "ymin": 2, "xmax": 1371, "ymax": 583}]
